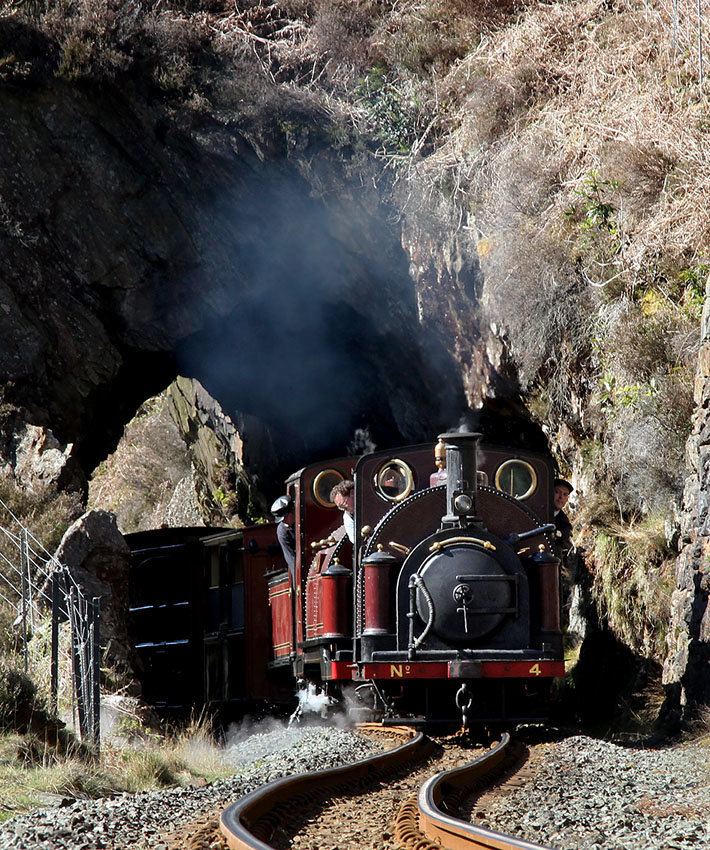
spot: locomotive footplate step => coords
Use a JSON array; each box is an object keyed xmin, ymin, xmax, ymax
[
  {"xmin": 370, "ymin": 650, "xmax": 546, "ymax": 659},
  {"xmin": 382, "ymin": 715, "xmax": 428, "ymax": 726}
]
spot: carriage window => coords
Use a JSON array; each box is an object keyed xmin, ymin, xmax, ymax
[
  {"xmin": 375, "ymin": 459, "xmax": 415, "ymax": 502},
  {"xmin": 209, "ymin": 549, "xmax": 220, "ymax": 588},
  {"xmin": 313, "ymin": 469, "xmax": 345, "ymax": 507},
  {"xmin": 494, "ymin": 459, "xmax": 537, "ymax": 500}
]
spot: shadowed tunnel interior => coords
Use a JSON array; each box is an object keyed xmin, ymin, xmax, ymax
[
  {"xmin": 171, "ymin": 167, "xmax": 470, "ymax": 473},
  {"xmin": 73, "ymin": 166, "xmax": 470, "ymax": 477},
  {"xmin": 174, "ymin": 280, "xmax": 467, "ymax": 474}
]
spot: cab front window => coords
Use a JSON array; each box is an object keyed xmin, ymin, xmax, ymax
[{"xmin": 375, "ymin": 459, "xmax": 415, "ymax": 502}]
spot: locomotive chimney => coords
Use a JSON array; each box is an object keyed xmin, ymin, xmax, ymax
[{"xmin": 439, "ymin": 431, "xmax": 482, "ymax": 528}]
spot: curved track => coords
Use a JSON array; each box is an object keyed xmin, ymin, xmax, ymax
[
  {"xmin": 220, "ymin": 728, "xmax": 553, "ymax": 850},
  {"xmin": 396, "ymin": 733, "xmax": 551, "ymax": 850},
  {"xmin": 220, "ymin": 726, "xmax": 429, "ymax": 850}
]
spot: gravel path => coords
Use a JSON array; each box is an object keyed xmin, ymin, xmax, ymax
[
  {"xmin": 0, "ymin": 725, "xmax": 382, "ymax": 850},
  {"xmin": 478, "ymin": 734, "xmax": 710, "ymax": 850}
]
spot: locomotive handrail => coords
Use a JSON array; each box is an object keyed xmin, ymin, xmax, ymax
[
  {"xmin": 429, "ymin": 537, "xmax": 497, "ymax": 551},
  {"xmin": 409, "ymin": 573, "xmax": 436, "ymax": 654},
  {"xmin": 509, "ymin": 523, "xmax": 556, "ymax": 544},
  {"xmin": 310, "ymin": 535, "xmax": 337, "ymax": 550}
]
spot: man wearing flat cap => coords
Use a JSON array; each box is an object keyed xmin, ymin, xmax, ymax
[{"xmin": 553, "ymin": 478, "xmax": 573, "ymax": 558}]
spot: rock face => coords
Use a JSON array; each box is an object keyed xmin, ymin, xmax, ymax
[
  {"xmin": 662, "ymin": 279, "xmax": 710, "ymax": 721},
  {"xmin": 87, "ymin": 377, "xmax": 273, "ymax": 532},
  {"xmin": 166, "ymin": 376, "xmax": 274, "ymax": 523},
  {"xmin": 0, "ymin": 421, "xmax": 84, "ymax": 495},
  {"xmin": 51, "ymin": 510, "xmax": 136, "ymax": 690},
  {"xmin": 0, "ymin": 77, "xmax": 471, "ymax": 479},
  {"xmin": 87, "ymin": 389, "xmax": 198, "ymax": 533}
]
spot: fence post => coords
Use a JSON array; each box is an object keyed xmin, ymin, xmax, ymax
[
  {"xmin": 80, "ymin": 595, "xmax": 91, "ymax": 741},
  {"xmin": 69, "ymin": 587, "xmax": 88, "ymax": 740},
  {"xmin": 20, "ymin": 528, "xmax": 29, "ymax": 673},
  {"xmin": 50, "ymin": 572, "xmax": 60, "ymax": 716},
  {"xmin": 91, "ymin": 597, "xmax": 101, "ymax": 757}
]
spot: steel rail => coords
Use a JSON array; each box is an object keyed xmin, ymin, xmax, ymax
[
  {"xmin": 219, "ymin": 725, "xmax": 430, "ymax": 850},
  {"xmin": 412, "ymin": 732, "xmax": 552, "ymax": 850}
]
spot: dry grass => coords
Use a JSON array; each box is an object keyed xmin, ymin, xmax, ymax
[
  {"xmin": 0, "ymin": 685, "xmax": 236, "ymax": 820},
  {"xmin": 430, "ymin": 0, "xmax": 710, "ymax": 286},
  {"xmin": 589, "ymin": 516, "xmax": 676, "ymax": 663}
]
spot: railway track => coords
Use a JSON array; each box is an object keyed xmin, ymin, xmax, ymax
[
  {"xmin": 219, "ymin": 725, "xmax": 429, "ymax": 850},
  {"xmin": 217, "ymin": 727, "xmax": 553, "ymax": 850},
  {"xmin": 396, "ymin": 733, "xmax": 551, "ymax": 850}
]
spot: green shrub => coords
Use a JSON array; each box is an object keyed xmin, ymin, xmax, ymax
[{"xmin": 355, "ymin": 66, "xmax": 422, "ymax": 156}]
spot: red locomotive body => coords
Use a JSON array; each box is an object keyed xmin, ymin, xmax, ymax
[
  {"xmin": 263, "ymin": 432, "xmax": 564, "ymax": 725},
  {"xmin": 128, "ymin": 432, "xmax": 566, "ymax": 726}
]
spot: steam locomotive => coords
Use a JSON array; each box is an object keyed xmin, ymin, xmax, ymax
[{"xmin": 127, "ymin": 433, "xmax": 564, "ymax": 726}]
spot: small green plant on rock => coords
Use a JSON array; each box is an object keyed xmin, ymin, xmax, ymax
[
  {"xmin": 677, "ymin": 263, "xmax": 708, "ymax": 319},
  {"xmin": 355, "ymin": 66, "xmax": 420, "ymax": 157},
  {"xmin": 565, "ymin": 171, "xmax": 623, "ymax": 290},
  {"xmin": 597, "ymin": 372, "xmax": 659, "ymax": 415},
  {"xmin": 568, "ymin": 171, "xmax": 620, "ymax": 233}
]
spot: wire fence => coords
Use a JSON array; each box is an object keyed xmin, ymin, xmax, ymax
[{"xmin": 0, "ymin": 498, "xmax": 101, "ymax": 753}]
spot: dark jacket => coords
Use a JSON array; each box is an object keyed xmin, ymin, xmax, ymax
[
  {"xmin": 276, "ymin": 520, "xmax": 296, "ymax": 577},
  {"xmin": 554, "ymin": 509, "xmax": 572, "ymax": 558}
]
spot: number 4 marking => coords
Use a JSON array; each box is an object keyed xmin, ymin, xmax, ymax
[{"xmin": 529, "ymin": 663, "xmax": 542, "ymax": 676}]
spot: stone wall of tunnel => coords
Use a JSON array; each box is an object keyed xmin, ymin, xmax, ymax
[{"xmin": 0, "ymin": 78, "xmax": 491, "ymax": 482}]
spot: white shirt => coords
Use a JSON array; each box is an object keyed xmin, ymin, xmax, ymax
[{"xmin": 343, "ymin": 511, "xmax": 355, "ymax": 543}]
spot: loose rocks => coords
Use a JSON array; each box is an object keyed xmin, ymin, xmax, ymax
[
  {"xmin": 479, "ymin": 735, "xmax": 710, "ymax": 850},
  {"xmin": 0, "ymin": 725, "xmax": 381, "ymax": 850}
]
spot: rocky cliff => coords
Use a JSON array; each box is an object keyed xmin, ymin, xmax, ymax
[
  {"xmin": 2, "ymin": 0, "xmax": 710, "ymax": 727},
  {"xmin": 662, "ymin": 280, "xmax": 710, "ymax": 718},
  {"xmin": 0, "ymin": 69, "xmax": 471, "ymax": 478}
]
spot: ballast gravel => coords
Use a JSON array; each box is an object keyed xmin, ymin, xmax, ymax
[
  {"xmin": 480, "ymin": 734, "xmax": 710, "ymax": 850},
  {"xmin": 2, "ymin": 728, "xmax": 709, "ymax": 850},
  {"xmin": 0, "ymin": 725, "xmax": 382, "ymax": 850}
]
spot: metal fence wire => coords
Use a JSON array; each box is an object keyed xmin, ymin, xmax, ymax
[{"xmin": 0, "ymin": 498, "xmax": 101, "ymax": 752}]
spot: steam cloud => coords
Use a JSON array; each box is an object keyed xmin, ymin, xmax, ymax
[{"xmin": 174, "ymin": 171, "xmax": 467, "ymax": 477}]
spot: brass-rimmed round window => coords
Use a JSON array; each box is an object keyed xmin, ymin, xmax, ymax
[
  {"xmin": 313, "ymin": 469, "xmax": 345, "ymax": 507},
  {"xmin": 375, "ymin": 459, "xmax": 415, "ymax": 502},
  {"xmin": 494, "ymin": 459, "xmax": 537, "ymax": 500}
]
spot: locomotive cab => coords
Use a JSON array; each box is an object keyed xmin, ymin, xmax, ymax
[{"xmin": 266, "ymin": 457, "xmax": 357, "ymax": 681}]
